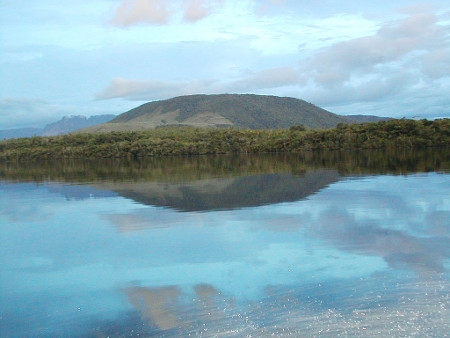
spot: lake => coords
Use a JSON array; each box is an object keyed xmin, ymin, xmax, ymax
[{"xmin": 0, "ymin": 149, "xmax": 449, "ymax": 337}]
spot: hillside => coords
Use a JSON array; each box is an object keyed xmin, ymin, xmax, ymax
[{"xmin": 80, "ymin": 94, "xmax": 351, "ymax": 132}]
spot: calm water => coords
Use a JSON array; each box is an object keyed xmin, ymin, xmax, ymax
[{"xmin": 0, "ymin": 149, "xmax": 449, "ymax": 337}]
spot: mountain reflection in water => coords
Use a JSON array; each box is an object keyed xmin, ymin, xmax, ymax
[
  {"xmin": 0, "ymin": 148, "xmax": 448, "ymax": 337},
  {"xmin": 1, "ymin": 148, "xmax": 448, "ymax": 211}
]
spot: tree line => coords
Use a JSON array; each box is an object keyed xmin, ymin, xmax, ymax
[{"xmin": 0, "ymin": 118, "xmax": 448, "ymax": 161}]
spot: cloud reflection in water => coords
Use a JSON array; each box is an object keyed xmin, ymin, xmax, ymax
[{"xmin": 0, "ymin": 167, "xmax": 448, "ymax": 336}]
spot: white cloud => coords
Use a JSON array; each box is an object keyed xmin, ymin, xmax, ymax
[
  {"xmin": 419, "ymin": 48, "xmax": 450, "ymax": 79},
  {"xmin": 111, "ymin": 0, "xmax": 171, "ymax": 26},
  {"xmin": 110, "ymin": 0, "xmax": 222, "ymax": 26},
  {"xmin": 96, "ymin": 67, "xmax": 303, "ymax": 101},
  {"xmin": 302, "ymin": 72, "xmax": 416, "ymax": 107},
  {"xmin": 293, "ymin": 11, "xmax": 450, "ymax": 116},
  {"xmin": 96, "ymin": 77, "xmax": 216, "ymax": 100},
  {"xmin": 306, "ymin": 12, "xmax": 448, "ymax": 87},
  {"xmin": 183, "ymin": 0, "xmax": 212, "ymax": 22}
]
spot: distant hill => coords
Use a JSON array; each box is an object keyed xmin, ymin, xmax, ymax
[
  {"xmin": 1, "ymin": 96, "xmax": 392, "ymax": 140},
  {"xmin": 80, "ymin": 94, "xmax": 353, "ymax": 132},
  {"xmin": 0, "ymin": 114, "xmax": 115, "ymax": 139},
  {"xmin": 41, "ymin": 115, "xmax": 116, "ymax": 136},
  {"xmin": 0, "ymin": 128, "xmax": 42, "ymax": 140},
  {"xmin": 345, "ymin": 115, "xmax": 391, "ymax": 123}
]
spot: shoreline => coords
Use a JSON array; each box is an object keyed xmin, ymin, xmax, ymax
[{"xmin": 0, "ymin": 119, "xmax": 448, "ymax": 161}]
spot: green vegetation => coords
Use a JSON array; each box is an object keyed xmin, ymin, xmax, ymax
[{"xmin": 0, "ymin": 119, "xmax": 448, "ymax": 161}]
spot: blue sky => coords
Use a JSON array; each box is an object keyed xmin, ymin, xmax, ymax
[{"xmin": 0, "ymin": 0, "xmax": 449, "ymax": 129}]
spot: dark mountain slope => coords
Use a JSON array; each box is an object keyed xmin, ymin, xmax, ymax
[{"xmin": 82, "ymin": 94, "xmax": 352, "ymax": 132}]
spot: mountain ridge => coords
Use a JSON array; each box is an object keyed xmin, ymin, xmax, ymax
[
  {"xmin": 1, "ymin": 95, "xmax": 393, "ymax": 139},
  {"xmin": 81, "ymin": 94, "xmax": 353, "ymax": 132},
  {"xmin": 0, "ymin": 114, "xmax": 116, "ymax": 139}
]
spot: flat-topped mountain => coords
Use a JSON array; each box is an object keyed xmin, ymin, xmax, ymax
[{"xmin": 81, "ymin": 94, "xmax": 352, "ymax": 132}]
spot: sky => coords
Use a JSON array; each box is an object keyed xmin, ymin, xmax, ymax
[{"xmin": 0, "ymin": 0, "xmax": 449, "ymax": 129}]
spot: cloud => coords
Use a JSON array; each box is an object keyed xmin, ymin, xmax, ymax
[
  {"xmin": 302, "ymin": 71, "xmax": 416, "ymax": 106},
  {"xmin": 0, "ymin": 98, "xmax": 69, "ymax": 129},
  {"xmin": 96, "ymin": 67, "xmax": 302, "ymax": 101},
  {"xmin": 419, "ymin": 48, "xmax": 450, "ymax": 79},
  {"xmin": 292, "ymin": 11, "xmax": 450, "ymax": 115},
  {"xmin": 111, "ymin": 0, "xmax": 222, "ymax": 26},
  {"xmin": 183, "ymin": 0, "xmax": 212, "ymax": 22},
  {"xmin": 96, "ymin": 77, "xmax": 214, "ymax": 100},
  {"xmin": 111, "ymin": 0, "xmax": 171, "ymax": 26},
  {"xmin": 306, "ymin": 12, "xmax": 448, "ymax": 87}
]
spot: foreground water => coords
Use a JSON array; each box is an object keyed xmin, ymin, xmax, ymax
[{"xmin": 0, "ymin": 149, "xmax": 449, "ymax": 337}]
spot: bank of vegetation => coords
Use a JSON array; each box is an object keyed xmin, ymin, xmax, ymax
[{"xmin": 0, "ymin": 119, "xmax": 448, "ymax": 161}]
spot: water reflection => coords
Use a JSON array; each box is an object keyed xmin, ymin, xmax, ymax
[
  {"xmin": 1, "ymin": 148, "xmax": 448, "ymax": 212},
  {"xmin": 126, "ymin": 286, "xmax": 182, "ymax": 331},
  {"xmin": 312, "ymin": 208, "xmax": 449, "ymax": 274},
  {"xmin": 0, "ymin": 149, "xmax": 448, "ymax": 337},
  {"xmin": 1, "ymin": 148, "xmax": 448, "ymax": 183},
  {"xmin": 91, "ymin": 278, "xmax": 448, "ymax": 337}
]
